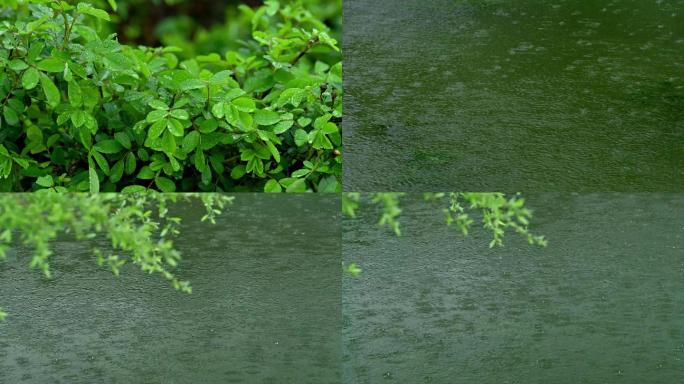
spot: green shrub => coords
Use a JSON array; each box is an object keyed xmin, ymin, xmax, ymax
[{"xmin": 0, "ymin": 0, "xmax": 342, "ymax": 192}]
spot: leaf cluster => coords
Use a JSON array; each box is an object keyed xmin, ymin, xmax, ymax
[
  {"xmin": 0, "ymin": 0, "xmax": 342, "ymax": 192},
  {"xmin": 0, "ymin": 192, "xmax": 233, "ymax": 319},
  {"xmin": 343, "ymin": 192, "xmax": 548, "ymax": 247}
]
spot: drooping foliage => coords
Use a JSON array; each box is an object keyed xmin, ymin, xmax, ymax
[
  {"xmin": 342, "ymin": 192, "xmax": 548, "ymax": 275},
  {"xmin": 0, "ymin": 0, "xmax": 342, "ymax": 192},
  {"xmin": 0, "ymin": 192, "xmax": 232, "ymax": 320}
]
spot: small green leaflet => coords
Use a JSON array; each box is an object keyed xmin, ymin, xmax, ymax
[
  {"xmin": 3, "ymin": 106, "xmax": 18, "ymax": 126},
  {"xmin": 36, "ymin": 58, "xmax": 65, "ymax": 73},
  {"xmin": 21, "ymin": 68, "xmax": 39, "ymax": 90},
  {"xmin": 264, "ymin": 179, "xmax": 282, "ymax": 192},
  {"xmin": 182, "ymin": 131, "xmax": 200, "ymax": 153},
  {"xmin": 35, "ymin": 175, "xmax": 53, "ymax": 188},
  {"xmin": 254, "ymin": 109, "xmax": 281, "ymax": 126},
  {"xmin": 68, "ymin": 81, "xmax": 82, "ymax": 107},
  {"xmin": 77, "ymin": 3, "xmax": 111, "ymax": 21},
  {"xmin": 94, "ymin": 140, "xmax": 123, "ymax": 154},
  {"xmin": 40, "ymin": 75, "xmax": 60, "ymax": 108},
  {"xmin": 109, "ymin": 160, "xmax": 124, "ymax": 183},
  {"xmin": 88, "ymin": 158, "xmax": 99, "ymax": 193},
  {"xmin": 155, "ymin": 176, "xmax": 176, "ymax": 192},
  {"xmin": 121, "ymin": 185, "xmax": 146, "ymax": 193}
]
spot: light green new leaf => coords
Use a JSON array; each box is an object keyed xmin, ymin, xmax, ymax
[
  {"xmin": 35, "ymin": 175, "xmax": 53, "ymax": 188},
  {"xmin": 77, "ymin": 3, "xmax": 111, "ymax": 20},
  {"xmin": 313, "ymin": 113, "xmax": 332, "ymax": 130},
  {"xmin": 264, "ymin": 179, "xmax": 282, "ymax": 193},
  {"xmin": 264, "ymin": 0, "xmax": 279, "ymax": 15},
  {"xmin": 121, "ymin": 185, "xmax": 146, "ymax": 193}
]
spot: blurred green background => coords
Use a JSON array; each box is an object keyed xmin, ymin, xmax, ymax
[{"xmin": 99, "ymin": 0, "xmax": 341, "ymax": 58}]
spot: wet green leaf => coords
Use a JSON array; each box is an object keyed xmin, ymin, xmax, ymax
[
  {"xmin": 109, "ymin": 159, "xmax": 124, "ymax": 183},
  {"xmin": 264, "ymin": 179, "xmax": 282, "ymax": 192},
  {"xmin": 155, "ymin": 176, "xmax": 176, "ymax": 192},
  {"xmin": 67, "ymin": 81, "xmax": 82, "ymax": 107},
  {"xmin": 35, "ymin": 175, "xmax": 53, "ymax": 187},
  {"xmin": 40, "ymin": 75, "xmax": 60, "ymax": 108},
  {"xmin": 77, "ymin": 3, "xmax": 111, "ymax": 20},
  {"xmin": 114, "ymin": 132, "xmax": 131, "ymax": 150},
  {"xmin": 88, "ymin": 160, "xmax": 99, "ymax": 193},
  {"xmin": 182, "ymin": 131, "xmax": 200, "ymax": 153},
  {"xmin": 161, "ymin": 130, "xmax": 177, "ymax": 154},
  {"xmin": 94, "ymin": 140, "xmax": 123, "ymax": 154},
  {"xmin": 36, "ymin": 58, "xmax": 65, "ymax": 73},
  {"xmin": 254, "ymin": 109, "xmax": 280, "ymax": 126},
  {"xmin": 3, "ymin": 106, "xmax": 19, "ymax": 126},
  {"xmin": 21, "ymin": 68, "xmax": 39, "ymax": 90}
]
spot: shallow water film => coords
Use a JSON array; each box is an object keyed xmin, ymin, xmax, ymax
[
  {"xmin": 343, "ymin": 194, "xmax": 684, "ymax": 383},
  {"xmin": 0, "ymin": 194, "xmax": 341, "ymax": 383},
  {"xmin": 344, "ymin": 0, "xmax": 684, "ymax": 191}
]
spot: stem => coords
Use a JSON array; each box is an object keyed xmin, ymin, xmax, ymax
[
  {"xmin": 65, "ymin": 16, "xmax": 78, "ymax": 47},
  {"xmin": 290, "ymin": 37, "xmax": 319, "ymax": 66},
  {"xmin": 206, "ymin": 86, "xmax": 211, "ymax": 112}
]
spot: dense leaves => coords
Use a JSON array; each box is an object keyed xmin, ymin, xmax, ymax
[
  {"xmin": 0, "ymin": 0, "xmax": 342, "ymax": 192},
  {"xmin": 0, "ymin": 192, "xmax": 233, "ymax": 320}
]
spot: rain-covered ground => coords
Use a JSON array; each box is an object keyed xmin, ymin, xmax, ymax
[
  {"xmin": 344, "ymin": 193, "xmax": 684, "ymax": 383},
  {"xmin": 344, "ymin": 0, "xmax": 684, "ymax": 191},
  {"xmin": 0, "ymin": 194, "xmax": 341, "ymax": 384}
]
